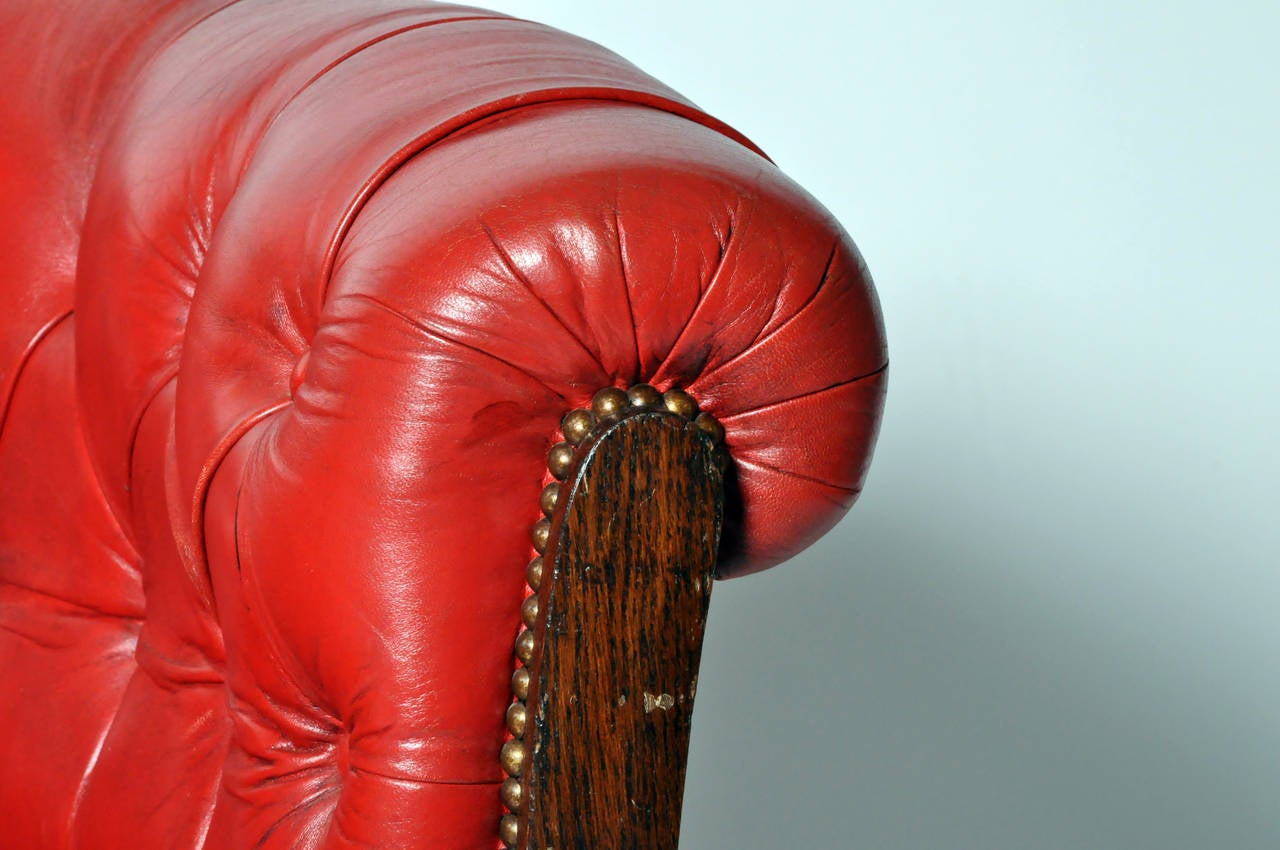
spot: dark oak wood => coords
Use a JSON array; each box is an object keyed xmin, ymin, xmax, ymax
[{"xmin": 518, "ymin": 410, "xmax": 725, "ymax": 849}]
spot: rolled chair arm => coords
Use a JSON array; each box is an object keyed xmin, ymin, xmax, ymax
[{"xmin": 0, "ymin": 3, "xmax": 887, "ymax": 848}]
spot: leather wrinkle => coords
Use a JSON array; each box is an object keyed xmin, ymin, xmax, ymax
[
  {"xmin": 651, "ymin": 208, "xmax": 739, "ymax": 379},
  {"xmin": 134, "ymin": 638, "xmax": 225, "ymax": 689},
  {"xmin": 478, "ymin": 220, "xmax": 609, "ymax": 376},
  {"xmin": 2, "ymin": 595, "xmax": 139, "ymax": 634},
  {"xmin": 344, "ymin": 764, "xmax": 503, "ymax": 789},
  {"xmin": 698, "ymin": 236, "xmax": 842, "ymax": 385},
  {"xmin": 223, "ymin": 685, "xmax": 340, "ymax": 777},
  {"xmin": 732, "ymin": 454, "xmax": 862, "ymax": 497},
  {"xmin": 0, "ymin": 621, "xmax": 63, "ymax": 652},
  {"xmin": 252, "ymin": 783, "xmax": 342, "ymax": 850},
  {"xmin": 612, "ymin": 204, "xmax": 643, "ymax": 382},
  {"xmin": 337, "ymin": 291, "xmax": 571, "ymax": 404},
  {"xmin": 0, "ymin": 580, "xmax": 143, "ymax": 625},
  {"xmin": 223, "ymin": 758, "xmax": 333, "ymax": 798},
  {"xmin": 720, "ymin": 361, "xmax": 888, "ymax": 422},
  {"xmin": 131, "ymin": 202, "xmax": 204, "ymax": 290},
  {"xmin": 0, "ymin": 591, "xmax": 140, "ymax": 652},
  {"xmin": 226, "ymin": 732, "xmax": 338, "ymax": 792}
]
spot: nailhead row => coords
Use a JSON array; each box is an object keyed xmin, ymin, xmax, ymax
[{"xmin": 498, "ymin": 384, "xmax": 725, "ymax": 848}]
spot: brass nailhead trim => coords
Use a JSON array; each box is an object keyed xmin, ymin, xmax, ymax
[
  {"xmin": 499, "ymin": 814, "xmax": 520, "ymax": 847},
  {"xmin": 501, "ymin": 776, "xmax": 523, "ymax": 811},
  {"xmin": 497, "ymin": 384, "xmax": 725, "ymax": 848}
]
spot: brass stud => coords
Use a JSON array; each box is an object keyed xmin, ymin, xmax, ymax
[
  {"xmin": 501, "ymin": 776, "xmax": 523, "ymax": 811},
  {"xmin": 591, "ymin": 386, "xmax": 629, "ymax": 419},
  {"xmin": 499, "ymin": 813, "xmax": 520, "ymax": 847},
  {"xmin": 512, "ymin": 667, "xmax": 530, "ymax": 700},
  {"xmin": 531, "ymin": 518, "xmax": 551, "ymax": 554},
  {"xmin": 515, "ymin": 629, "xmax": 535, "ymax": 664},
  {"xmin": 506, "ymin": 701, "xmax": 527, "ymax": 738},
  {"xmin": 500, "ymin": 738, "xmax": 525, "ymax": 777},
  {"xmin": 521, "ymin": 594, "xmax": 539, "ymax": 628},
  {"xmin": 526, "ymin": 557, "xmax": 544, "ymax": 591},
  {"xmin": 560, "ymin": 409, "xmax": 596, "ymax": 446},
  {"xmin": 627, "ymin": 383, "xmax": 663, "ymax": 408},
  {"xmin": 663, "ymin": 388, "xmax": 698, "ymax": 419},
  {"xmin": 547, "ymin": 442, "xmax": 575, "ymax": 480},
  {"xmin": 694, "ymin": 412, "xmax": 725, "ymax": 445},
  {"xmin": 539, "ymin": 482, "xmax": 560, "ymax": 517}
]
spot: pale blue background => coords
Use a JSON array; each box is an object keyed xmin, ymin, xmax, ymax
[{"xmin": 484, "ymin": 3, "xmax": 1280, "ymax": 847}]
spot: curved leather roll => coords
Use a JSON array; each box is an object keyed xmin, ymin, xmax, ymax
[{"xmin": 0, "ymin": 2, "xmax": 887, "ymax": 848}]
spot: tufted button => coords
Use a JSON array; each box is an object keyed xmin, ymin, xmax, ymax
[{"xmin": 289, "ymin": 350, "xmax": 310, "ymax": 398}]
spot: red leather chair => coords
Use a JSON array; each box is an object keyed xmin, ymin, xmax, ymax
[{"xmin": 0, "ymin": 2, "xmax": 886, "ymax": 848}]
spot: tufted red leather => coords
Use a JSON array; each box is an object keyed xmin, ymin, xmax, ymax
[{"xmin": 0, "ymin": 2, "xmax": 887, "ymax": 848}]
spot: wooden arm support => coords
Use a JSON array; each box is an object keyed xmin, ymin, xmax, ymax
[{"xmin": 501, "ymin": 386, "xmax": 727, "ymax": 849}]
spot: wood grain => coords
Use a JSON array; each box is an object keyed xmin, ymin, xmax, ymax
[{"xmin": 518, "ymin": 410, "xmax": 725, "ymax": 849}]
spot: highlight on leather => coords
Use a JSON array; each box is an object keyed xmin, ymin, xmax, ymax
[{"xmin": 0, "ymin": 2, "xmax": 887, "ymax": 848}]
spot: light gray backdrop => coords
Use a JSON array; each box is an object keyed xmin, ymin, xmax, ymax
[{"xmin": 483, "ymin": 2, "xmax": 1280, "ymax": 847}]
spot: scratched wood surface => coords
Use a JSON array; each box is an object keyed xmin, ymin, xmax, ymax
[{"xmin": 519, "ymin": 410, "xmax": 725, "ymax": 850}]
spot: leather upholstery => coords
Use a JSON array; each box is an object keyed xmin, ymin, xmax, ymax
[{"xmin": 0, "ymin": 2, "xmax": 887, "ymax": 848}]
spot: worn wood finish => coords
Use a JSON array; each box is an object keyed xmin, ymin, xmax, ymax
[{"xmin": 519, "ymin": 410, "xmax": 725, "ymax": 849}]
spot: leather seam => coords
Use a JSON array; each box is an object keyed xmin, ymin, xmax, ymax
[
  {"xmin": 0, "ymin": 309, "xmax": 73, "ymax": 450},
  {"xmin": 229, "ymin": 430, "xmax": 345, "ymax": 726},
  {"xmin": 184, "ymin": 400, "xmax": 292, "ymax": 613},
  {"xmin": 233, "ymin": 14, "xmax": 515, "ymax": 189}
]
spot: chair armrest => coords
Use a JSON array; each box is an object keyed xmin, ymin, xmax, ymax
[{"xmin": 0, "ymin": 3, "xmax": 887, "ymax": 848}]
